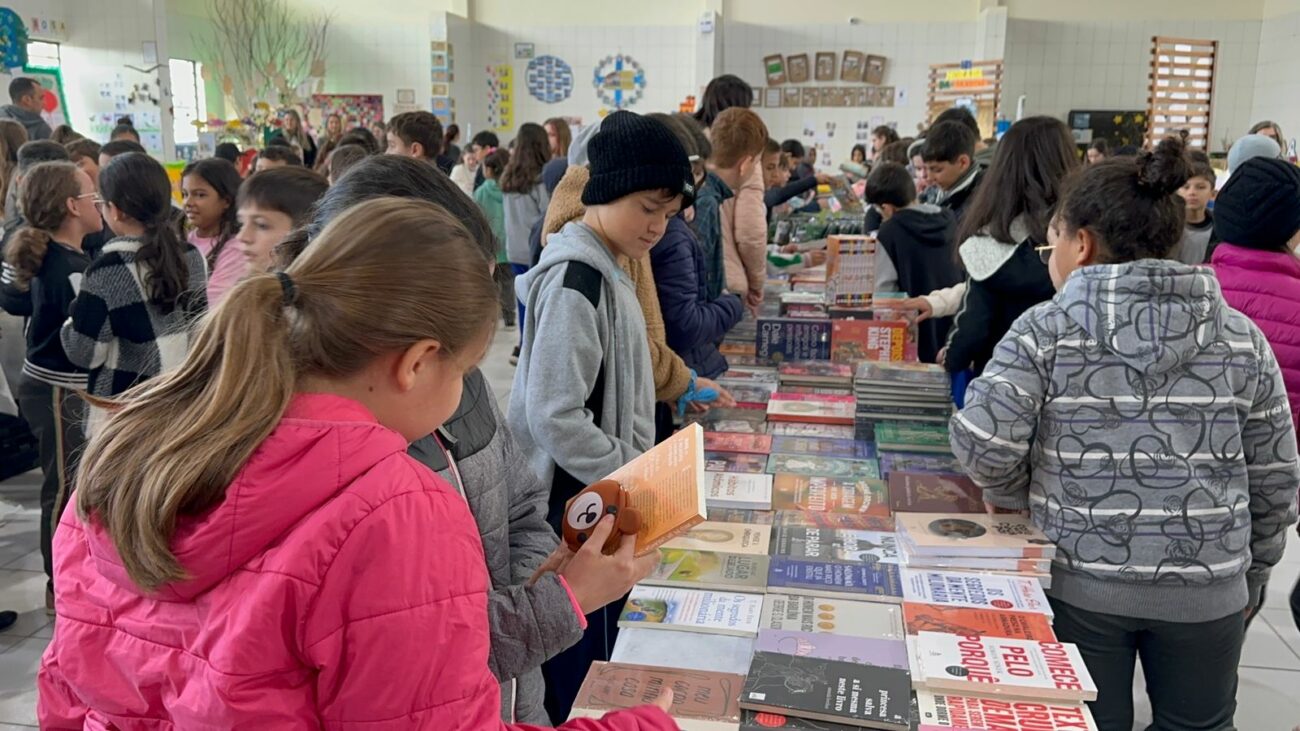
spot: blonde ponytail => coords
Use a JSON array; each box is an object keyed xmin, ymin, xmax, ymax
[{"xmin": 77, "ymin": 198, "xmax": 499, "ymax": 590}]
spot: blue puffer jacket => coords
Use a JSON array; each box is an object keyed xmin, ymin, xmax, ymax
[{"xmin": 650, "ymin": 216, "xmax": 744, "ymax": 379}]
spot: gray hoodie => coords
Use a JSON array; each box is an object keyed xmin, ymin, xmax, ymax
[
  {"xmin": 0, "ymin": 104, "xmax": 51, "ymax": 140},
  {"xmin": 952, "ymin": 260, "xmax": 1300, "ymax": 622},
  {"xmin": 508, "ymin": 221, "xmax": 655, "ymax": 490}
]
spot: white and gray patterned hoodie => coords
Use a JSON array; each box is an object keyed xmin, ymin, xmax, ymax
[{"xmin": 951, "ymin": 260, "xmax": 1300, "ymax": 622}]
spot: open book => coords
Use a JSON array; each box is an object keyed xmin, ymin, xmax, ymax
[{"xmin": 604, "ymin": 423, "xmax": 708, "ymax": 556}]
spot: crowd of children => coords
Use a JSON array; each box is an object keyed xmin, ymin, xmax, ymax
[{"xmin": 0, "ymin": 68, "xmax": 1297, "ymax": 730}]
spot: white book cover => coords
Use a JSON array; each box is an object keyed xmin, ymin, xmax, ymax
[
  {"xmin": 901, "ymin": 569, "xmax": 1052, "ymax": 616},
  {"xmin": 759, "ymin": 592, "xmax": 905, "ymax": 640},
  {"xmin": 619, "ymin": 585, "xmax": 764, "ymax": 637},
  {"xmin": 916, "ymin": 690, "xmax": 1099, "ymax": 731},
  {"xmin": 914, "ymin": 632, "xmax": 1097, "ymax": 703},
  {"xmin": 706, "ymin": 472, "xmax": 774, "ymax": 510},
  {"xmin": 610, "ymin": 628, "xmax": 756, "ymax": 676},
  {"xmin": 662, "ymin": 521, "xmax": 772, "ymax": 556}
]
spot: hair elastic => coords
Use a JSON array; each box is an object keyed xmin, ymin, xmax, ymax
[{"xmin": 276, "ymin": 271, "xmax": 298, "ymax": 307}]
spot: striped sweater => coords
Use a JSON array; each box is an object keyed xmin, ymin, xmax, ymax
[
  {"xmin": 951, "ymin": 260, "xmax": 1300, "ymax": 623},
  {"xmin": 60, "ymin": 237, "xmax": 208, "ymax": 397}
]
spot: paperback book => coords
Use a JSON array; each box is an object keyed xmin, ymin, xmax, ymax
[
  {"xmin": 831, "ymin": 319, "xmax": 912, "ymax": 363},
  {"xmin": 611, "ymin": 628, "xmax": 756, "ymax": 676},
  {"xmin": 915, "ymin": 691, "xmax": 1099, "ymax": 731},
  {"xmin": 874, "ymin": 423, "xmax": 952, "ymax": 454},
  {"xmin": 569, "ymin": 661, "xmax": 745, "ymax": 729},
  {"xmin": 901, "ymin": 570, "xmax": 1052, "ymax": 616},
  {"xmin": 887, "ymin": 472, "xmax": 984, "ymax": 514},
  {"xmin": 756, "ymin": 629, "xmax": 910, "ymax": 670},
  {"xmin": 757, "ymin": 318, "xmax": 833, "ymax": 363},
  {"xmin": 772, "ymin": 526, "xmax": 900, "ymax": 565},
  {"xmin": 854, "ymin": 361, "xmax": 949, "ymax": 391},
  {"xmin": 772, "ymin": 474, "xmax": 891, "ymax": 517},
  {"xmin": 741, "ymin": 710, "xmax": 859, "ymax": 730},
  {"xmin": 902, "ymin": 603, "xmax": 1057, "ymax": 641},
  {"xmin": 770, "ymin": 436, "xmax": 876, "ymax": 460},
  {"xmin": 878, "ymin": 453, "xmax": 965, "ymax": 476},
  {"xmin": 618, "ymin": 586, "xmax": 765, "ymax": 637},
  {"xmin": 913, "ymin": 633, "xmax": 1097, "ymax": 703},
  {"xmin": 707, "ymin": 452, "xmax": 770, "ymax": 475},
  {"xmin": 600, "ymin": 423, "xmax": 707, "ymax": 555},
  {"xmin": 895, "ymin": 514, "xmax": 1056, "ymax": 559},
  {"xmin": 767, "ymin": 557, "xmax": 903, "ymax": 602},
  {"xmin": 777, "ymin": 510, "xmax": 895, "ymax": 532},
  {"xmin": 770, "ymin": 422, "xmax": 857, "ymax": 439},
  {"xmin": 730, "ymin": 384, "xmax": 780, "ymax": 409},
  {"xmin": 664, "ymin": 520, "xmax": 772, "ymax": 555},
  {"xmin": 708, "ymin": 506, "xmax": 776, "ymax": 524},
  {"xmin": 768, "ymin": 454, "xmax": 881, "ymax": 480},
  {"xmin": 900, "ymin": 554, "xmax": 1054, "ymax": 573},
  {"xmin": 689, "ymin": 407, "xmax": 770, "ymax": 435},
  {"xmin": 761, "ymin": 592, "xmax": 905, "ymax": 640},
  {"xmin": 825, "ymin": 235, "xmax": 878, "ymax": 307},
  {"xmin": 706, "ymin": 432, "xmax": 774, "ymax": 455},
  {"xmin": 706, "ymin": 472, "xmax": 775, "ymax": 511},
  {"xmin": 768, "ymin": 394, "xmax": 857, "ymax": 426},
  {"xmin": 779, "ymin": 361, "xmax": 855, "ymax": 387},
  {"xmin": 647, "ymin": 549, "xmax": 770, "ymax": 590},
  {"xmin": 740, "ymin": 651, "xmax": 911, "ymax": 730}
]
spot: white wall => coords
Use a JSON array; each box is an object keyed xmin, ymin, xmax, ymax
[
  {"xmin": 1001, "ymin": 18, "xmax": 1261, "ymax": 152},
  {"xmin": 1252, "ymin": 9, "xmax": 1300, "ymax": 154}
]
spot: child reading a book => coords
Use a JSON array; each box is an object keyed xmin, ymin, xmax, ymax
[
  {"xmin": 1174, "ymin": 156, "xmax": 1217, "ymax": 264},
  {"xmin": 950, "ymin": 137, "xmax": 1300, "ymax": 731},
  {"xmin": 864, "ymin": 161, "xmax": 961, "ymax": 363},
  {"xmin": 38, "ymin": 197, "xmax": 678, "ymax": 730}
]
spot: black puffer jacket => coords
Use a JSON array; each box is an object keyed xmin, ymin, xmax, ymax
[{"xmin": 650, "ymin": 216, "xmax": 744, "ymax": 379}]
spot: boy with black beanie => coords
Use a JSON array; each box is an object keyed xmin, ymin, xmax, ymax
[{"xmin": 507, "ymin": 110, "xmax": 694, "ymax": 721}]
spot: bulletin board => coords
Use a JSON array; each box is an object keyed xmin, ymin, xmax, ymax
[{"xmin": 307, "ymin": 94, "xmax": 384, "ymax": 133}]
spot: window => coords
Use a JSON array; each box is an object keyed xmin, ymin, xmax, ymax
[
  {"xmin": 26, "ymin": 40, "xmax": 60, "ymax": 69},
  {"xmin": 169, "ymin": 58, "xmax": 206, "ymax": 146}
]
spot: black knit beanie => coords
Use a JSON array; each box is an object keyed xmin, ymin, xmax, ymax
[
  {"xmin": 1215, "ymin": 157, "xmax": 1300, "ymax": 250},
  {"xmin": 582, "ymin": 111, "xmax": 695, "ymax": 207}
]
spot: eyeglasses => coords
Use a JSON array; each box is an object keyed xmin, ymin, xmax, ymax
[{"xmin": 1035, "ymin": 244, "xmax": 1054, "ymax": 264}]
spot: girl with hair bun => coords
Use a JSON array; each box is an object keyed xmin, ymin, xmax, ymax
[{"xmin": 951, "ymin": 137, "xmax": 1300, "ymax": 730}]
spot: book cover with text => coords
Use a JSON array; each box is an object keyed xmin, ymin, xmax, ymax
[
  {"xmin": 901, "ymin": 570, "xmax": 1052, "ymax": 616},
  {"xmin": 647, "ymin": 549, "xmax": 771, "ymax": 591},
  {"xmin": 761, "ymin": 592, "xmax": 905, "ymax": 640},
  {"xmin": 773, "ymin": 525, "xmax": 900, "ymax": 565},
  {"xmin": 895, "ymin": 514, "xmax": 1055, "ymax": 559},
  {"xmin": 707, "ymin": 451, "xmax": 770, "ymax": 475},
  {"xmin": 570, "ymin": 661, "xmax": 745, "ymax": 726},
  {"xmin": 664, "ymin": 520, "xmax": 772, "ymax": 555},
  {"xmin": 914, "ymin": 633, "xmax": 1097, "ymax": 703},
  {"xmin": 756, "ymin": 629, "xmax": 909, "ymax": 670},
  {"xmin": 706, "ymin": 432, "xmax": 774, "ymax": 455},
  {"xmin": 776, "ymin": 510, "xmax": 895, "ymax": 532},
  {"xmin": 770, "ymin": 436, "xmax": 877, "ymax": 460},
  {"xmin": 915, "ymin": 691, "xmax": 1098, "ymax": 731},
  {"xmin": 768, "ymin": 454, "xmax": 881, "ymax": 480},
  {"xmin": 740, "ymin": 651, "xmax": 911, "ymax": 730},
  {"xmin": 768, "ymin": 557, "xmax": 903, "ymax": 603},
  {"xmin": 888, "ymin": 472, "xmax": 984, "ymax": 514},
  {"xmin": 902, "ymin": 603, "xmax": 1056, "ymax": 641},
  {"xmin": 600, "ymin": 423, "xmax": 707, "ymax": 556},
  {"xmin": 706, "ymin": 472, "xmax": 774, "ymax": 510},
  {"xmin": 773, "ymin": 474, "xmax": 891, "ymax": 517},
  {"xmin": 618, "ymin": 586, "xmax": 765, "ymax": 637}
]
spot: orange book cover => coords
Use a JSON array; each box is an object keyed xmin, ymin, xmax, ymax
[
  {"xmin": 903, "ymin": 603, "xmax": 1056, "ymax": 642},
  {"xmin": 772, "ymin": 474, "xmax": 891, "ymax": 517},
  {"xmin": 605, "ymin": 423, "xmax": 708, "ymax": 556}
]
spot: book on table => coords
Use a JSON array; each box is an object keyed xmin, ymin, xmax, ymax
[
  {"xmin": 740, "ymin": 651, "xmax": 911, "ymax": 730},
  {"xmin": 741, "ymin": 708, "xmax": 861, "ymax": 729},
  {"xmin": 895, "ymin": 514, "xmax": 1056, "ymax": 559},
  {"xmin": 663, "ymin": 520, "xmax": 772, "ymax": 556},
  {"xmin": 755, "ymin": 629, "xmax": 910, "ymax": 670},
  {"xmin": 761, "ymin": 592, "xmax": 905, "ymax": 640},
  {"xmin": 706, "ymin": 432, "xmax": 775, "ymax": 455},
  {"xmin": 769, "ymin": 422, "xmax": 858, "ymax": 439},
  {"xmin": 689, "ymin": 407, "xmax": 770, "ymax": 434},
  {"xmin": 610, "ymin": 628, "xmax": 756, "ymax": 676},
  {"xmin": 831, "ymin": 318, "xmax": 913, "ymax": 364},
  {"xmin": 854, "ymin": 360, "xmax": 949, "ymax": 390},
  {"xmin": 779, "ymin": 361, "xmax": 855, "ymax": 387},
  {"xmin": 912, "ymin": 632, "xmax": 1097, "ymax": 703},
  {"xmin": 618, "ymin": 585, "xmax": 765, "ymax": 637},
  {"xmin": 887, "ymin": 472, "xmax": 984, "ymax": 514},
  {"xmin": 771, "ymin": 525, "xmax": 900, "ymax": 566},
  {"xmin": 873, "ymin": 422, "xmax": 952, "ymax": 454},
  {"xmin": 768, "ymin": 454, "xmax": 881, "ymax": 480},
  {"xmin": 878, "ymin": 452, "xmax": 966, "ymax": 477},
  {"xmin": 708, "ymin": 451, "xmax": 771, "ymax": 474},
  {"xmin": 568, "ymin": 660, "xmax": 745, "ymax": 730},
  {"xmin": 914, "ymin": 690, "xmax": 1099, "ymax": 731},
  {"xmin": 776, "ymin": 510, "xmax": 895, "ymax": 533},
  {"xmin": 706, "ymin": 472, "xmax": 775, "ymax": 510},
  {"xmin": 757, "ymin": 318, "xmax": 833, "ymax": 363},
  {"xmin": 768, "ymin": 393, "xmax": 857, "ymax": 426},
  {"xmin": 646, "ymin": 549, "xmax": 771, "ymax": 591},
  {"xmin": 902, "ymin": 603, "xmax": 1057, "ymax": 642},
  {"xmin": 899, "ymin": 553, "xmax": 1053, "ymax": 573},
  {"xmin": 767, "ymin": 557, "xmax": 903, "ymax": 603},
  {"xmin": 708, "ymin": 506, "xmax": 776, "ymax": 524},
  {"xmin": 769, "ymin": 435, "xmax": 876, "ymax": 460},
  {"xmin": 772, "ymin": 474, "xmax": 891, "ymax": 517},
  {"xmin": 596, "ymin": 422, "xmax": 708, "ymax": 556},
  {"xmin": 900, "ymin": 569, "xmax": 1053, "ymax": 616}
]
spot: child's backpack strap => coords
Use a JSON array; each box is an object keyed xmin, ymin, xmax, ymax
[{"xmin": 547, "ymin": 260, "xmax": 608, "ymax": 532}]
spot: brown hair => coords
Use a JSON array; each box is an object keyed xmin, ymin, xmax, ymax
[
  {"xmin": 500, "ymin": 123, "xmax": 550, "ymax": 194},
  {"xmin": 76, "ymin": 197, "xmax": 498, "ymax": 591},
  {"xmin": 0, "ymin": 118, "xmax": 27, "ymax": 205},
  {"xmin": 65, "ymin": 138, "xmax": 101, "ymax": 164},
  {"xmin": 5, "ymin": 161, "xmax": 80, "ymax": 291},
  {"xmin": 387, "ymin": 111, "xmax": 443, "ymax": 159},
  {"xmin": 709, "ymin": 107, "xmax": 768, "ymax": 169},
  {"xmin": 544, "ymin": 117, "xmax": 572, "ymax": 159}
]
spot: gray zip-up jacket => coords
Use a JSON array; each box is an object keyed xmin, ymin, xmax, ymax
[
  {"xmin": 952, "ymin": 260, "xmax": 1300, "ymax": 623},
  {"xmin": 503, "ymin": 182, "xmax": 549, "ymax": 265},
  {"xmin": 0, "ymin": 104, "xmax": 51, "ymax": 140},
  {"xmin": 408, "ymin": 368, "xmax": 583, "ymax": 724}
]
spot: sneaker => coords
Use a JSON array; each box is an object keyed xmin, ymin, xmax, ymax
[
  {"xmin": 0, "ymin": 609, "xmax": 16, "ymax": 631},
  {"xmin": 510, "ymin": 346, "xmax": 520, "ymax": 366},
  {"xmin": 45, "ymin": 587, "xmax": 55, "ymax": 616}
]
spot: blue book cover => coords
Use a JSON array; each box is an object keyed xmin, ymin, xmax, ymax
[
  {"xmin": 766, "ymin": 557, "xmax": 903, "ymax": 602},
  {"xmin": 769, "ymin": 436, "xmax": 876, "ymax": 460},
  {"xmin": 756, "ymin": 318, "xmax": 832, "ymax": 363}
]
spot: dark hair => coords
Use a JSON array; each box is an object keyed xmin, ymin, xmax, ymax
[
  {"xmin": 672, "ymin": 112, "xmax": 712, "ymax": 164},
  {"xmin": 181, "ymin": 157, "xmax": 242, "ymax": 267},
  {"xmin": 64, "ymin": 138, "xmax": 101, "ymax": 163},
  {"xmin": 1186, "ymin": 158, "xmax": 1216, "ymax": 186},
  {"xmin": 338, "ymin": 127, "xmax": 380, "ymax": 155},
  {"xmin": 877, "ymin": 140, "xmax": 910, "ymax": 166},
  {"xmin": 482, "ymin": 148, "xmax": 510, "ymax": 178},
  {"xmin": 922, "ymin": 121, "xmax": 976, "ymax": 165},
  {"xmin": 933, "ymin": 107, "xmax": 981, "ymax": 139},
  {"xmin": 100, "ymin": 153, "xmax": 194, "ymax": 312},
  {"xmin": 1056, "ymin": 137, "xmax": 1191, "ymax": 263},
  {"xmin": 238, "ymin": 167, "xmax": 328, "ymax": 226},
  {"xmin": 17, "ymin": 140, "xmax": 68, "ymax": 172},
  {"xmin": 851, "ymin": 143, "xmax": 867, "ymax": 162},
  {"xmin": 1088, "ymin": 138, "xmax": 1110, "ymax": 156},
  {"xmin": 499, "ymin": 123, "xmax": 549, "ymax": 194},
  {"xmin": 7, "ymin": 161, "xmax": 81, "ymax": 291},
  {"xmin": 50, "ymin": 125, "xmax": 82, "ymax": 144},
  {"xmin": 765, "ymin": 138, "xmax": 782, "ymax": 156},
  {"xmin": 8, "ymin": 77, "xmax": 37, "ymax": 103},
  {"xmin": 387, "ymin": 111, "xmax": 443, "ymax": 159},
  {"xmin": 1115, "ymin": 145, "xmax": 1140, "ymax": 157},
  {"xmin": 781, "ymin": 139, "xmax": 806, "ymax": 160},
  {"xmin": 864, "ymin": 162, "xmax": 916, "ymax": 208},
  {"xmin": 100, "ymin": 139, "xmax": 146, "ymax": 158},
  {"xmin": 327, "ymin": 144, "xmax": 369, "ymax": 181},
  {"xmin": 955, "ymin": 116, "xmax": 1079, "ymax": 245},
  {"xmin": 257, "ymin": 145, "xmax": 303, "ymax": 167},
  {"xmin": 278, "ymin": 155, "xmax": 495, "ymax": 267},
  {"xmin": 872, "ymin": 126, "xmax": 901, "ymax": 147},
  {"xmin": 444, "ymin": 123, "xmax": 460, "ymax": 146},
  {"xmin": 214, "ymin": 142, "xmax": 240, "ymax": 163},
  {"xmin": 111, "ymin": 124, "xmax": 141, "ymax": 143},
  {"xmin": 694, "ymin": 74, "xmax": 753, "ymax": 127},
  {"xmin": 116, "ymin": 116, "xmax": 134, "ymax": 126},
  {"xmin": 470, "ymin": 131, "xmax": 500, "ymax": 150}
]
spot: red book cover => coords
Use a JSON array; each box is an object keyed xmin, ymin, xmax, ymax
[
  {"xmin": 888, "ymin": 472, "xmax": 985, "ymax": 513},
  {"xmin": 766, "ymin": 393, "xmax": 856, "ymax": 425},
  {"xmin": 903, "ymin": 603, "xmax": 1057, "ymax": 641},
  {"xmin": 705, "ymin": 432, "xmax": 774, "ymax": 455},
  {"xmin": 831, "ymin": 319, "xmax": 910, "ymax": 363}
]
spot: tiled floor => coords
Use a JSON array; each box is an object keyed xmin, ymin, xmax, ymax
[{"xmin": 1, "ymin": 327, "xmax": 1299, "ymax": 728}]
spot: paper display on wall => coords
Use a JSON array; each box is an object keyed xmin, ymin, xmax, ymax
[
  {"xmin": 841, "ymin": 51, "xmax": 865, "ymax": 82},
  {"xmin": 815, "ymin": 52, "xmax": 836, "ymax": 82},
  {"xmin": 593, "ymin": 54, "xmax": 646, "ymax": 110},
  {"xmin": 764, "ymin": 54, "xmax": 786, "ymax": 86},
  {"xmin": 486, "ymin": 64, "xmax": 513, "ymax": 130},
  {"xmin": 526, "ymin": 55, "xmax": 575, "ymax": 104},
  {"xmin": 786, "ymin": 54, "xmax": 810, "ymax": 84}
]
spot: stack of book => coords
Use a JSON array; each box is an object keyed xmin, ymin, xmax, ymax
[
  {"xmin": 778, "ymin": 361, "xmax": 853, "ymax": 389},
  {"xmin": 853, "ymin": 360, "xmax": 953, "ymax": 449},
  {"xmin": 894, "ymin": 513, "xmax": 1056, "ymax": 589}
]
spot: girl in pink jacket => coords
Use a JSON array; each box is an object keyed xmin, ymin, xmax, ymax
[{"xmin": 38, "ymin": 197, "xmax": 676, "ymax": 731}]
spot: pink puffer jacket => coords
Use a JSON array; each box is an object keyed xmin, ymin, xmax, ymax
[
  {"xmin": 38, "ymin": 393, "xmax": 675, "ymax": 731},
  {"xmin": 1210, "ymin": 243, "xmax": 1300, "ymax": 427}
]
